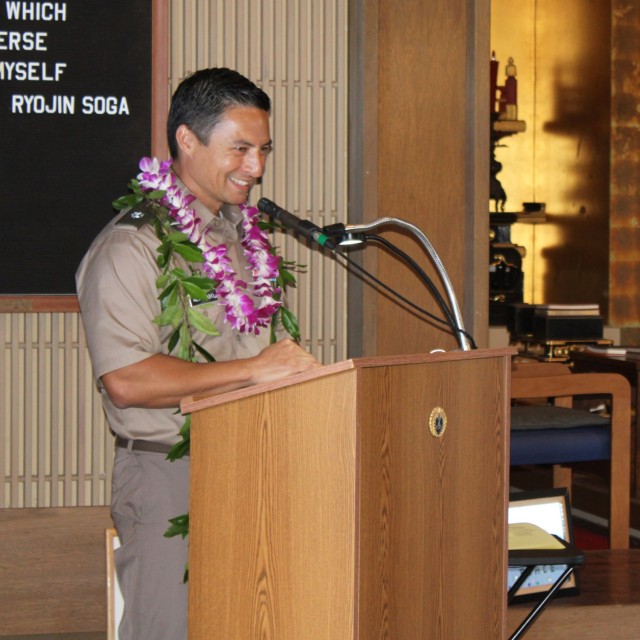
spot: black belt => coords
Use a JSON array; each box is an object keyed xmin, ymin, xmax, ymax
[{"xmin": 115, "ymin": 435, "xmax": 177, "ymax": 455}]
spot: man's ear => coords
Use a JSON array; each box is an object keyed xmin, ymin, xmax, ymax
[{"xmin": 175, "ymin": 124, "xmax": 198, "ymax": 157}]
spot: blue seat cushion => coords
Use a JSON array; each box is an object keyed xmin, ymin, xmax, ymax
[{"xmin": 510, "ymin": 405, "xmax": 610, "ymax": 465}]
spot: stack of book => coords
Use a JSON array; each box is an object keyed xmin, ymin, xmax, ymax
[{"xmin": 531, "ymin": 303, "xmax": 603, "ymax": 341}]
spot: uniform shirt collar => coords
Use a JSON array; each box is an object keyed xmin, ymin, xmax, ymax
[{"xmin": 172, "ymin": 174, "xmax": 243, "ymax": 243}]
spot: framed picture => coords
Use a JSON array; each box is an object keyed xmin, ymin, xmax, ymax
[{"xmin": 508, "ymin": 488, "xmax": 579, "ymax": 601}]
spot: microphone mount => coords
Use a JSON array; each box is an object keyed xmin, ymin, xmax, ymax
[
  {"xmin": 328, "ymin": 217, "xmax": 472, "ymax": 351},
  {"xmin": 258, "ymin": 197, "xmax": 472, "ymax": 351}
]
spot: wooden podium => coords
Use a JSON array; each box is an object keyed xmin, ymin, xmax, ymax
[{"xmin": 182, "ymin": 348, "xmax": 513, "ymax": 639}]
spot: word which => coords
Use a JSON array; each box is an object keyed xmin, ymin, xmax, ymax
[{"xmin": 5, "ymin": 2, "xmax": 67, "ymax": 21}]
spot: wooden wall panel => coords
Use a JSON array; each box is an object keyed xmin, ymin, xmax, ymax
[
  {"xmin": 356, "ymin": 0, "xmax": 490, "ymax": 356},
  {"xmin": 611, "ymin": 0, "xmax": 640, "ymax": 339},
  {"xmin": 168, "ymin": 0, "xmax": 349, "ymax": 364},
  {"xmin": 0, "ymin": 507, "xmax": 112, "ymax": 635}
]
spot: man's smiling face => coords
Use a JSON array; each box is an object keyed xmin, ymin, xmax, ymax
[{"xmin": 173, "ymin": 105, "xmax": 272, "ymax": 214}]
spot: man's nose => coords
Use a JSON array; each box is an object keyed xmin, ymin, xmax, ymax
[{"xmin": 245, "ymin": 150, "xmax": 266, "ymax": 177}]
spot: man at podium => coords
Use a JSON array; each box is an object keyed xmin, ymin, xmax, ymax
[{"xmin": 76, "ymin": 68, "xmax": 319, "ymax": 640}]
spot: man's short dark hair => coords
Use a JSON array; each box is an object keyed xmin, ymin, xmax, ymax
[{"xmin": 167, "ymin": 68, "xmax": 271, "ymax": 159}]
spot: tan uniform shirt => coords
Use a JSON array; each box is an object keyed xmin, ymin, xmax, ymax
[{"xmin": 76, "ymin": 190, "xmax": 272, "ymax": 444}]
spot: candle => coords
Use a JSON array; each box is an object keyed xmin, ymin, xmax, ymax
[
  {"xmin": 503, "ymin": 57, "xmax": 518, "ymax": 120},
  {"xmin": 490, "ymin": 51, "xmax": 499, "ymax": 114}
]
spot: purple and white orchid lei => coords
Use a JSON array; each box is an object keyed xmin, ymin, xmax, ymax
[{"xmin": 136, "ymin": 157, "xmax": 282, "ymax": 335}]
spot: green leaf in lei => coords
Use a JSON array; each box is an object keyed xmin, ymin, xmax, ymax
[{"xmin": 114, "ymin": 167, "xmax": 303, "ymax": 580}]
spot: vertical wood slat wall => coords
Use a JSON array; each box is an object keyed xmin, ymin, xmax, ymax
[
  {"xmin": 1, "ymin": 313, "xmax": 111, "ymax": 508},
  {"xmin": 169, "ymin": 0, "xmax": 349, "ymax": 364},
  {"xmin": 1, "ymin": 0, "xmax": 348, "ymax": 508}
]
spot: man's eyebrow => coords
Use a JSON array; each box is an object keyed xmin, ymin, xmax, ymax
[{"xmin": 231, "ymin": 138, "xmax": 273, "ymax": 148}]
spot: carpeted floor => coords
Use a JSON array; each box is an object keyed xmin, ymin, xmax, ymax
[
  {"xmin": 572, "ymin": 518, "xmax": 640, "ymax": 550},
  {"xmin": 573, "ymin": 522, "xmax": 609, "ymax": 550}
]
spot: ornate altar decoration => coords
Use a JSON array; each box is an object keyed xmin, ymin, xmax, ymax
[{"xmin": 489, "ymin": 52, "xmax": 536, "ymax": 326}]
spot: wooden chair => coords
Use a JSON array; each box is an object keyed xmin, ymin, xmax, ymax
[{"xmin": 510, "ymin": 361, "xmax": 631, "ymax": 549}]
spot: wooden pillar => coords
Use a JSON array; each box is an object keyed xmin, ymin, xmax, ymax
[{"xmin": 349, "ymin": 0, "xmax": 490, "ymax": 356}]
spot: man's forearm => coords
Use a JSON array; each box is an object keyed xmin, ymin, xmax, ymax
[
  {"xmin": 101, "ymin": 353, "xmax": 255, "ymax": 409},
  {"xmin": 100, "ymin": 339, "xmax": 320, "ymax": 409}
]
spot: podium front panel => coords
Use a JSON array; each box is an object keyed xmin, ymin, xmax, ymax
[
  {"xmin": 187, "ymin": 350, "xmax": 510, "ymax": 639},
  {"xmin": 188, "ymin": 371, "xmax": 359, "ymax": 638},
  {"xmin": 356, "ymin": 356, "xmax": 508, "ymax": 638}
]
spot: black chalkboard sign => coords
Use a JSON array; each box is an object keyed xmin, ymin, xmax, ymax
[{"xmin": 0, "ymin": 0, "xmax": 153, "ymax": 294}]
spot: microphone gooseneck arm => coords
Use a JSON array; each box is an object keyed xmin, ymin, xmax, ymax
[
  {"xmin": 343, "ymin": 217, "xmax": 472, "ymax": 351},
  {"xmin": 363, "ymin": 233, "xmax": 466, "ymax": 343},
  {"xmin": 258, "ymin": 197, "xmax": 473, "ymax": 351}
]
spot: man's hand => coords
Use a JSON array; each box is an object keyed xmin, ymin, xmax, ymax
[{"xmin": 248, "ymin": 339, "xmax": 322, "ymax": 386}]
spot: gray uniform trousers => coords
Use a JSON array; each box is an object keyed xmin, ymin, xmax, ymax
[{"xmin": 111, "ymin": 447, "xmax": 190, "ymax": 640}]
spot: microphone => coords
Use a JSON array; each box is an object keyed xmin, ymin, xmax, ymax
[{"xmin": 257, "ymin": 198, "xmax": 336, "ymax": 250}]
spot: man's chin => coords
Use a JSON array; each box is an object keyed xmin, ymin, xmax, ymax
[{"xmin": 226, "ymin": 190, "xmax": 252, "ymax": 206}]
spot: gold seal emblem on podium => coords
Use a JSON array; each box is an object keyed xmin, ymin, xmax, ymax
[{"xmin": 429, "ymin": 406, "xmax": 447, "ymax": 437}]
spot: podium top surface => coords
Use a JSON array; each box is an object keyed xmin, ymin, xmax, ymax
[{"xmin": 181, "ymin": 347, "xmax": 515, "ymax": 415}]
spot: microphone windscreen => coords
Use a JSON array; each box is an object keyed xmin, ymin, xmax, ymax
[{"xmin": 257, "ymin": 198, "xmax": 278, "ymax": 217}]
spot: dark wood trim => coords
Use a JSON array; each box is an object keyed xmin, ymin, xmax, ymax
[
  {"xmin": 152, "ymin": 0, "xmax": 170, "ymax": 159},
  {"xmin": 0, "ymin": 296, "xmax": 79, "ymax": 313},
  {"xmin": 467, "ymin": 0, "xmax": 490, "ymax": 347}
]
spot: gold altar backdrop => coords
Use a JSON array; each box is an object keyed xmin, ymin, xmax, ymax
[{"xmin": 491, "ymin": 0, "xmax": 611, "ymax": 314}]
